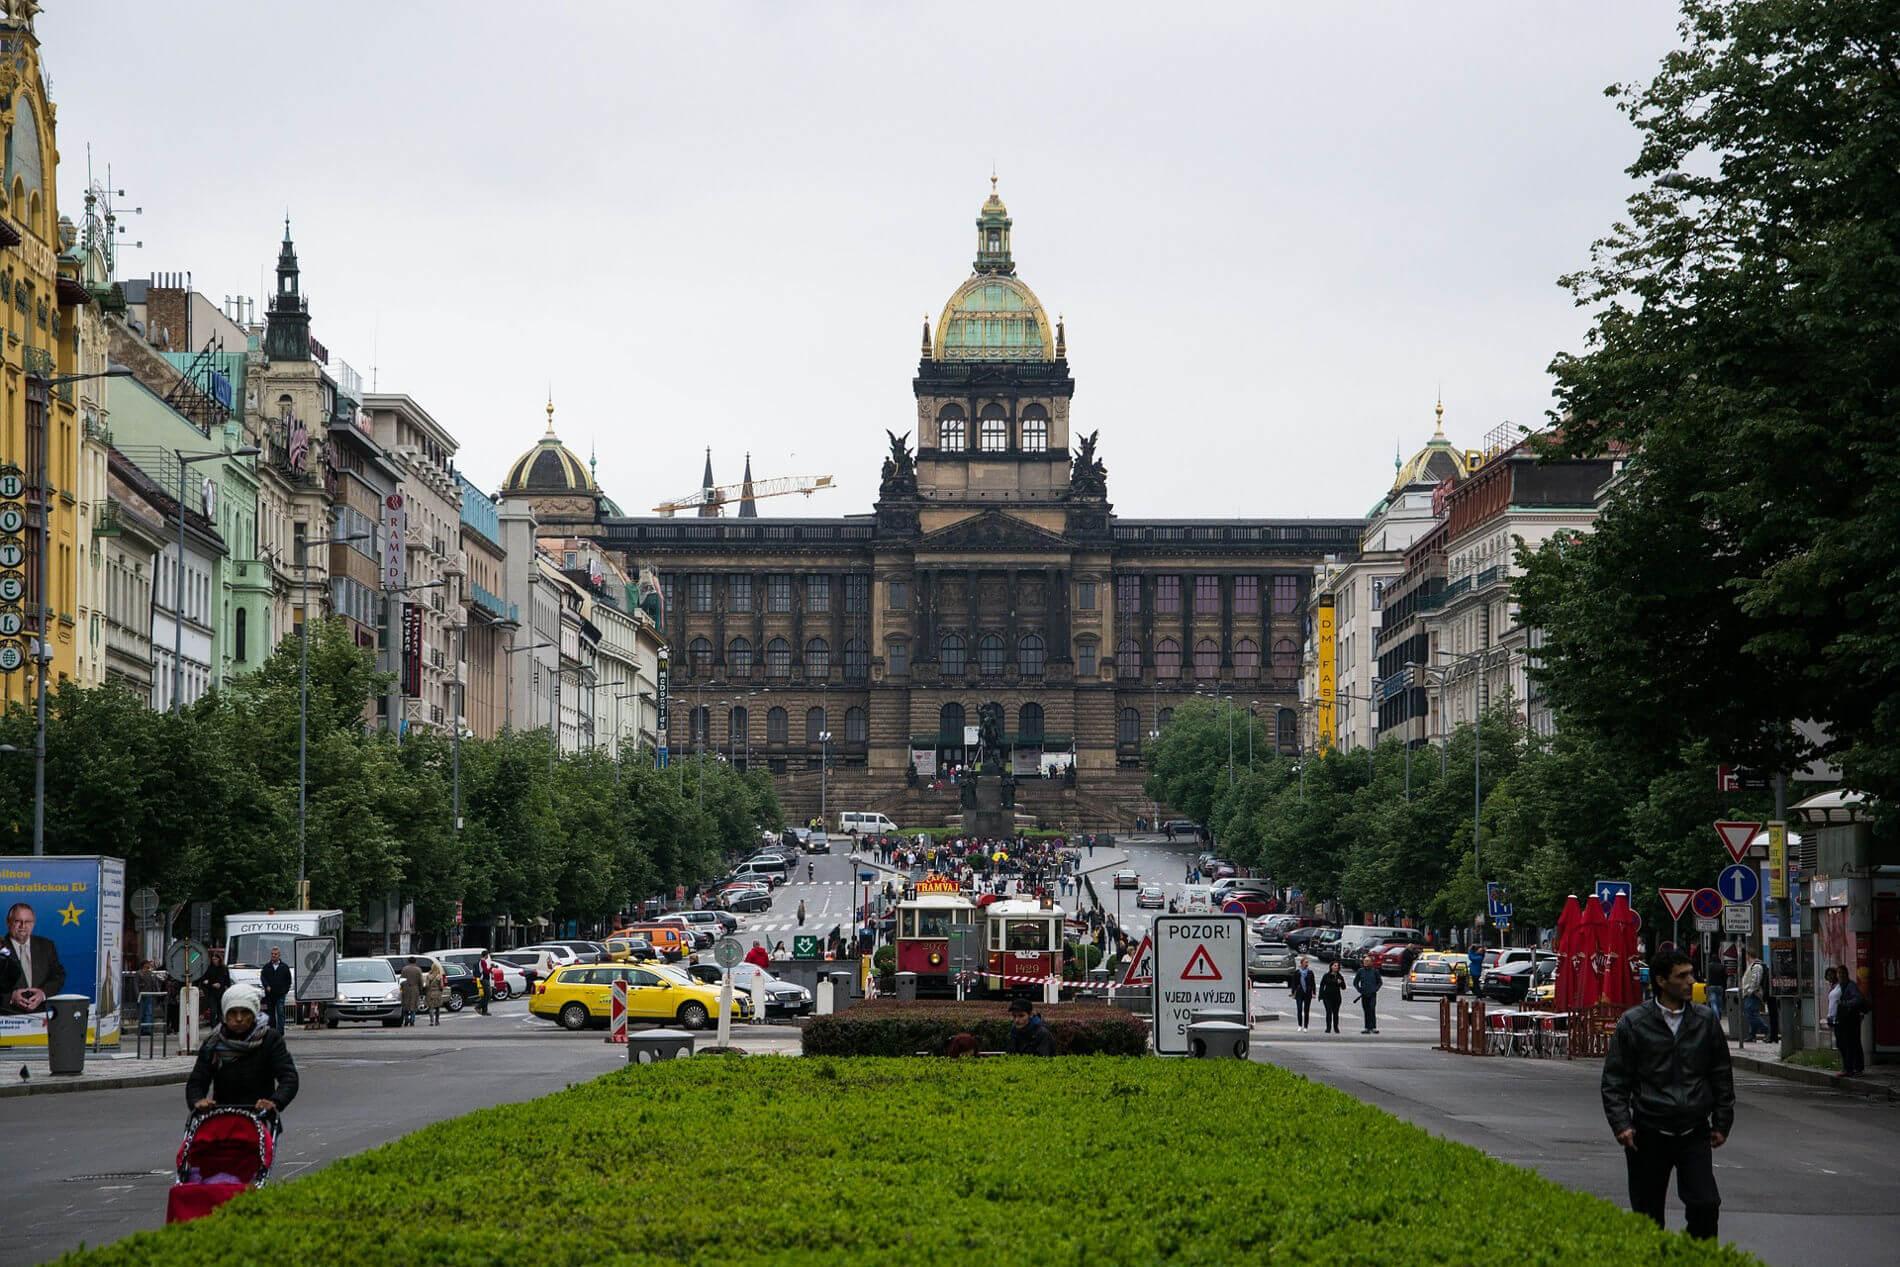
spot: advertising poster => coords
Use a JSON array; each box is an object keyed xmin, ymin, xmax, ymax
[{"xmin": 0, "ymin": 855, "xmax": 126, "ymax": 1048}]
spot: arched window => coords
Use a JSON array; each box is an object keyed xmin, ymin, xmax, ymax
[
  {"xmin": 845, "ymin": 706, "xmax": 867, "ymax": 744},
  {"xmin": 1272, "ymin": 638, "xmax": 1297, "ymax": 682},
  {"xmin": 1019, "ymin": 702, "xmax": 1044, "ymax": 746},
  {"xmin": 689, "ymin": 636, "xmax": 711, "ymax": 678},
  {"xmin": 767, "ymin": 706, "xmax": 788, "ymax": 744},
  {"xmin": 1194, "ymin": 637, "xmax": 1219, "ymax": 679},
  {"xmin": 937, "ymin": 404, "xmax": 966, "ymax": 452},
  {"xmin": 940, "ymin": 633, "xmax": 966, "ymax": 676},
  {"xmin": 1020, "ymin": 404, "xmax": 1049, "ymax": 452},
  {"xmin": 1118, "ymin": 707, "xmax": 1141, "ymax": 747},
  {"xmin": 1017, "ymin": 633, "xmax": 1045, "ymax": 677},
  {"xmin": 1234, "ymin": 638, "xmax": 1259, "ymax": 679},
  {"xmin": 690, "ymin": 706, "xmax": 709, "ymax": 746},
  {"xmin": 1117, "ymin": 637, "xmax": 1140, "ymax": 680},
  {"xmin": 979, "ymin": 403, "xmax": 1009, "ymax": 452},
  {"xmin": 1158, "ymin": 707, "xmax": 1174, "ymax": 730},
  {"xmin": 766, "ymin": 637, "xmax": 791, "ymax": 678},
  {"xmin": 234, "ymin": 608, "xmax": 248, "ymax": 661},
  {"xmin": 843, "ymin": 639, "xmax": 868, "ymax": 681},
  {"xmin": 1155, "ymin": 637, "xmax": 1181, "ymax": 680},
  {"xmin": 729, "ymin": 706, "xmax": 747, "ymax": 746},
  {"xmin": 806, "ymin": 707, "xmax": 827, "ymax": 745},
  {"xmin": 1276, "ymin": 707, "xmax": 1297, "ymax": 753},
  {"xmin": 978, "ymin": 633, "xmax": 1006, "ymax": 675},
  {"xmin": 940, "ymin": 702, "xmax": 965, "ymax": 743},
  {"xmin": 804, "ymin": 636, "xmax": 829, "ymax": 679},
  {"xmin": 727, "ymin": 636, "xmax": 753, "ymax": 678}
]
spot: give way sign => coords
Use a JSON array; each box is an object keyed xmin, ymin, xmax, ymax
[
  {"xmin": 1659, "ymin": 888, "xmax": 1696, "ymax": 921},
  {"xmin": 1151, "ymin": 914, "xmax": 1247, "ymax": 1056}
]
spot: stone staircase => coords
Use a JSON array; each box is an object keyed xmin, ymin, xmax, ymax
[{"xmin": 769, "ymin": 765, "xmax": 1165, "ymax": 834}]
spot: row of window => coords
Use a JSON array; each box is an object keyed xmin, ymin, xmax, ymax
[
  {"xmin": 932, "ymin": 702, "xmax": 1047, "ymax": 744},
  {"xmin": 686, "ymin": 704, "xmax": 868, "ymax": 747},
  {"xmin": 681, "ymin": 572, "xmax": 871, "ymax": 615},
  {"xmin": 1115, "ymin": 705, "xmax": 1300, "ymax": 749},
  {"xmin": 668, "ymin": 573, "xmax": 1297, "ymax": 619},
  {"xmin": 680, "ymin": 632, "xmax": 1299, "ymax": 681},
  {"xmin": 1116, "ymin": 574, "xmax": 1301, "ymax": 616},
  {"xmin": 935, "ymin": 404, "xmax": 1050, "ymax": 454},
  {"xmin": 1114, "ymin": 636, "xmax": 1297, "ymax": 681}
]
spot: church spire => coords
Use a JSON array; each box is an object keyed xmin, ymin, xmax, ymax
[
  {"xmin": 263, "ymin": 217, "xmax": 311, "ymax": 362},
  {"xmin": 974, "ymin": 175, "xmax": 1015, "ymax": 276},
  {"xmin": 697, "ymin": 447, "xmax": 718, "ymax": 518},
  {"xmin": 739, "ymin": 452, "xmax": 758, "ymax": 518}
]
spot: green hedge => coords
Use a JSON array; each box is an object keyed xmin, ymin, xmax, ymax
[
  {"xmin": 58, "ymin": 1060, "xmax": 1754, "ymax": 1266},
  {"xmin": 800, "ymin": 1000, "xmax": 1145, "ymax": 1057}
]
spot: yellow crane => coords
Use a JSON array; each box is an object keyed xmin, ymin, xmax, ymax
[{"xmin": 653, "ymin": 472, "xmax": 836, "ymax": 517}]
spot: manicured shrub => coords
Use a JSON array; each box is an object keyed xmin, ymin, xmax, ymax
[
  {"xmin": 801, "ymin": 999, "xmax": 1150, "ymax": 1056},
  {"xmin": 56, "ymin": 1060, "xmax": 1756, "ymax": 1266}
]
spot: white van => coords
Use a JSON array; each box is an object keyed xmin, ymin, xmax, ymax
[
  {"xmin": 838, "ymin": 811, "xmax": 899, "ymax": 836},
  {"xmin": 1337, "ymin": 925, "xmax": 1426, "ymax": 967}
]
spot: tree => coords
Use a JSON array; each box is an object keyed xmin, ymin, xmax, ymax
[{"xmin": 1529, "ymin": 0, "xmax": 1900, "ymax": 802}]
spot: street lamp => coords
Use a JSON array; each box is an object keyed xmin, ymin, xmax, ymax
[
  {"xmin": 170, "ymin": 445, "xmax": 261, "ymax": 712},
  {"xmin": 819, "ymin": 729, "xmax": 832, "ymax": 839},
  {"xmin": 1407, "ymin": 650, "xmax": 1491, "ymax": 939},
  {"xmin": 291, "ymin": 532, "xmax": 370, "ymax": 905}
]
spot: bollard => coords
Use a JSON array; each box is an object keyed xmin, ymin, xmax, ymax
[
  {"xmin": 895, "ymin": 971, "xmax": 917, "ymax": 1003},
  {"xmin": 606, "ymin": 979, "xmax": 629, "ymax": 1044},
  {"xmin": 1190, "ymin": 1008, "xmax": 1247, "ymax": 1029},
  {"xmin": 750, "ymin": 974, "xmax": 768, "ymax": 1023},
  {"xmin": 46, "ymin": 995, "xmax": 90, "ymax": 1076},
  {"xmin": 1185, "ymin": 1019, "xmax": 1250, "ymax": 1059},
  {"xmin": 829, "ymin": 971, "xmax": 855, "ymax": 1014},
  {"xmin": 1043, "ymin": 975, "xmax": 1060, "ymax": 1006},
  {"xmin": 177, "ymin": 984, "xmax": 199, "ymax": 1054},
  {"xmin": 815, "ymin": 976, "xmax": 835, "ymax": 1016}
]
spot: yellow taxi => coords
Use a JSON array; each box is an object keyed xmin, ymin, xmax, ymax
[{"xmin": 530, "ymin": 963, "xmax": 748, "ymax": 1032}]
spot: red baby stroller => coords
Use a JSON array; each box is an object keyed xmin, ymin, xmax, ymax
[{"xmin": 166, "ymin": 1106, "xmax": 278, "ymax": 1224}]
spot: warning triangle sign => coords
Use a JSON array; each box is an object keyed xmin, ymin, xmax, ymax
[
  {"xmin": 1181, "ymin": 943, "xmax": 1224, "ymax": 981},
  {"xmin": 1713, "ymin": 820, "xmax": 1761, "ymax": 864},
  {"xmin": 1118, "ymin": 933, "xmax": 1154, "ymax": 987},
  {"xmin": 1658, "ymin": 887, "xmax": 1695, "ymax": 920}
]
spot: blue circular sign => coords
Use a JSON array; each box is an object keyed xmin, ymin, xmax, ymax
[
  {"xmin": 1717, "ymin": 863, "xmax": 1760, "ymax": 907},
  {"xmin": 1690, "ymin": 887, "xmax": 1724, "ymax": 919}
]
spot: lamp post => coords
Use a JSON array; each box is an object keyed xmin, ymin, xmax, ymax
[
  {"xmin": 170, "ymin": 445, "xmax": 261, "ymax": 712},
  {"xmin": 819, "ymin": 728, "xmax": 832, "ymax": 839},
  {"xmin": 1406, "ymin": 649, "xmax": 1490, "ymax": 928},
  {"xmin": 21, "ymin": 365, "xmax": 136, "ymax": 855},
  {"xmin": 292, "ymin": 532, "xmax": 370, "ymax": 904}
]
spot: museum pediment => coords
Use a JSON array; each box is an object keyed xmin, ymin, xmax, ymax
[{"xmin": 918, "ymin": 510, "xmax": 1072, "ymax": 554}]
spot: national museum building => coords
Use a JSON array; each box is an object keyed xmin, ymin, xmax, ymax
[{"xmin": 508, "ymin": 185, "xmax": 1361, "ymax": 829}]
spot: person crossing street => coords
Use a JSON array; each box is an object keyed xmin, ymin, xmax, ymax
[
  {"xmin": 1290, "ymin": 956, "xmax": 1316, "ymax": 1031},
  {"xmin": 1351, "ymin": 959, "xmax": 1382, "ymax": 1033}
]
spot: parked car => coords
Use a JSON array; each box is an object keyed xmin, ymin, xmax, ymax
[
  {"xmin": 324, "ymin": 958, "xmax": 404, "ymax": 1028},
  {"xmin": 610, "ymin": 925, "xmax": 693, "ymax": 961},
  {"xmin": 746, "ymin": 852, "xmax": 794, "ymax": 873},
  {"xmin": 489, "ymin": 949, "xmax": 560, "ymax": 990},
  {"xmin": 1480, "ymin": 951, "xmax": 1557, "ymax": 997},
  {"xmin": 1161, "ymin": 819, "xmax": 1201, "ymax": 839},
  {"xmin": 1281, "ymin": 925, "xmax": 1333, "ymax": 955},
  {"xmin": 1112, "ymin": 870, "xmax": 1140, "ymax": 890},
  {"xmin": 604, "ymin": 937, "xmax": 660, "ymax": 963},
  {"xmin": 1364, "ymin": 941, "xmax": 1425, "ymax": 976},
  {"xmin": 1480, "ymin": 957, "xmax": 1556, "ymax": 1005},
  {"xmin": 1306, "ymin": 928, "xmax": 1344, "ymax": 961},
  {"xmin": 1217, "ymin": 890, "xmax": 1277, "ymax": 917},
  {"xmin": 721, "ymin": 888, "xmax": 772, "ymax": 914},
  {"xmin": 1402, "ymin": 953, "xmax": 1467, "ymax": 1001},
  {"xmin": 1338, "ymin": 926, "xmax": 1426, "ymax": 968},
  {"xmin": 519, "ymin": 944, "xmax": 583, "ymax": 971},
  {"xmin": 1135, "ymin": 884, "xmax": 1166, "ymax": 910},
  {"xmin": 1248, "ymin": 940, "xmax": 1297, "ymax": 985},
  {"xmin": 433, "ymin": 949, "xmax": 523, "ymax": 999},
  {"xmin": 658, "ymin": 962, "xmax": 812, "ymax": 1017},
  {"xmin": 530, "ymin": 963, "xmax": 748, "ymax": 1032}
]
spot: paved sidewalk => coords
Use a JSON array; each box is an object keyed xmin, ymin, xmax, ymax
[
  {"xmin": 0, "ymin": 1049, "xmax": 197, "ymax": 1098},
  {"xmin": 1729, "ymin": 1044, "xmax": 1900, "ymax": 1101}
]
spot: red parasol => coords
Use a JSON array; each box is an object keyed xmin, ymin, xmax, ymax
[
  {"xmin": 1576, "ymin": 895, "xmax": 1608, "ymax": 1005},
  {"xmin": 1554, "ymin": 895, "xmax": 1584, "ymax": 1011},
  {"xmin": 1606, "ymin": 893, "xmax": 1642, "ymax": 1007}
]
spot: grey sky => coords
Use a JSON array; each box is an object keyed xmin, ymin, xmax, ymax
[{"xmin": 41, "ymin": 2, "xmax": 1681, "ymax": 520}]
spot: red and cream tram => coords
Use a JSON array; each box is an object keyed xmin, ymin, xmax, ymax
[
  {"xmin": 892, "ymin": 875, "xmax": 977, "ymax": 995},
  {"xmin": 981, "ymin": 897, "xmax": 1066, "ymax": 995}
]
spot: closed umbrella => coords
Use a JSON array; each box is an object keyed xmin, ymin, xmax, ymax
[
  {"xmin": 1555, "ymin": 895, "xmax": 1584, "ymax": 1011},
  {"xmin": 1607, "ymin": 893, "xmax": 1642, "ymax": 1007},
  {"xmin": 1576, "ymin": 895, "xmax": 1608, "ymax": 1006}
]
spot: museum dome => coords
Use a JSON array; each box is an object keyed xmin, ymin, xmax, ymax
[
  {"xmin": 1390, "ymin": 400, "xmax": 1469, "ymax": 492},
  {"xmin": 930, "ymin": 179, "xmax": 1057, "ymax": 363},
  {"xmin": 502, "ymin": 399, "xmax": 595, "ymax": 496}
]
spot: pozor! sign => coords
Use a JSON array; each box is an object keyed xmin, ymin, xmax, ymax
[{"xmin": 1151, "ymin": 913, "xmax": 1247, "ymax": 1055}]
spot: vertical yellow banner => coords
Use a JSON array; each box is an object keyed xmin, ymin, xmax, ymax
[
  {"xmin": 1316, "ymin": 595, "xmax": 1336, "ymax": 754},
  {"xmin": 1766, "ymin": 820, "xmax": 1786, "ymax": 900}
]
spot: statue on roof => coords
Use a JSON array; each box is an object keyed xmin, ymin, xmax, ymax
[
  {"xmin": 880, "ymin": 429, "xmax": 917, "ymax": 498},
  {"xmin": 1069, "ymin": 430, "xmax": 1107, "ymax": 499}
]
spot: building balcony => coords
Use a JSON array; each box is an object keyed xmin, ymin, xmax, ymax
[
  {"xmin": 443, "ymin": 547, "xmax": 467, "ymax": 577},
  {"xmin": 92, "ymin": 501, "xmax": 122, "ymax": 536},
  {"xmin": 469, "ymin": 582, "xmax": 517, "ymax": 624}
]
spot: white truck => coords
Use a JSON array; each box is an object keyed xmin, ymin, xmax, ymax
[{"xmin": 223, "ymin": 909, "xmax": 345, "ymax": 1002}]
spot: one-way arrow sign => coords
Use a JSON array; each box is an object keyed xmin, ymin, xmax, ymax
[
  {"xmin": 1713, "ymin": 820, "xmax": 1762, "ymax": 864},
  {"xmin": 1659, "ymin": 887, "xmax": 1695, "ymax": 921}
]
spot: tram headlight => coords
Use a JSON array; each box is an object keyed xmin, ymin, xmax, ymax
[{"xmin": 929, "ymin": 951, "xmax": 943, "ymax": 966}]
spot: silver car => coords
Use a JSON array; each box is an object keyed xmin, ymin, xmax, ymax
[{"xmin": 1248, "ymin": 940, "xmax": 1296, "ymax": 985}]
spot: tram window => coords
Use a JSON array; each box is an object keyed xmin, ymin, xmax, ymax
[
  {"xmin": 917, "ymin": 910, "xmax": 954, "ymax": 937},
  {"xmin": 1006, "ymin": 920, "xmax": 1051, "ymax": 951}
]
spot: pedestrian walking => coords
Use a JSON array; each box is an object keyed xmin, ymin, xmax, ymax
[
  {"xmin": 398, "ymin": 957, "xmax": 424, "ymax": 1026},
  {"xmin": 475, "ymin": 952, "xmax": 492, "ymax": 1016},
  {"xmin": 195, "ymin": 948, "xmax": 233, "ymax": 1026},
  {"xmin": 258, "ymin": 947, "xmax": 292, "ymax": 1033},
  {"xmin": 1600, "ymin": 947, "xmax": 1734, "ymax": 1240},
  {"xmin": 1738, "ymin": 951, "xmax": 1769, "ymax": 1041},
  {"xmin": 1836, "ymin": 966, "xmax": 1867, "ymax": 1075},
  {"xmin": 1351, "ymin": 959, "xmax": 1382, "ymax": 1033},
  {"xmin": 797, "ymin": 899, "xmax": 808, "ymax": 926},
  {"xmin": 423, "ymin": 960, "xmax": 446, "ymax": 1027},
  {"xmin": 1291, "ymin": 956, "xmax": 1316, "ymax": 1032},
  {"xmin": 1317, "ymin": 962, "xmax": 1345, "ymax": 1033},
  {"xmin": 186, "ymin": 983, "xmax": 298, "ymax": 1118},
  {"xmin": 1705, "ymin": 946, "xmax": 1728, "ymax": 1024},
  {"xmin": 1466, "ymin": 943, "xmax": 1485, "ymax": 996}
]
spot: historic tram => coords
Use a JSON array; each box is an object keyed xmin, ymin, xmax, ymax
[
  {"xmin": 892, "ymin": 875, "xmax": 977, "ymax": 995},
  {"xmin": 980, "ymin": 897, "xmax": 1066, "ymax": 995}
]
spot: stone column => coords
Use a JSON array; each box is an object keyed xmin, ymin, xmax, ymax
[{"xmin": 1220, "ymin": 573, "xmax": 1233, "ymax": 673}]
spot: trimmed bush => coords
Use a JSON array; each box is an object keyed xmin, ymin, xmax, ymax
[
  {"xmin": 801, "ymin": 999, "xmax": 1150, "ymax": 1056},
  {"xmin": 56, "ymin": 1060, "xmax": 1755, "ymax": 1266}
]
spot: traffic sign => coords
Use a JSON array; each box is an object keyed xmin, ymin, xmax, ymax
[
  {"xmin": 1689, "ymin": 888, "xmax": 1724, "ymax": 920},
  {"xmin": 1722, "ymin": 904, "xmax": 1753, "ymax": 934},
  {"xmin": 1118, "ymin": 932, "xmax": 1154, "ymax": 987},
  {"xmin": 1594, "ymin": 879, "xmax": 1631, "ymax": 912},
  {"xmin": 294, "ymin": 936, "xmax": 338, "ymax": 1003},
  {"xmin": 1766, "ymin": 821, "xmax": 1788, "ymax": 900},
  {"xmin": 1659, "ymin": 888, "xmax": 1695, "ymax": 920},
  {"xmin": 1713, "ymin": 820, "xmax": 1762, "ymax": 863},
  {"xmin": 792, "ymin": 934, "xmax": 820, "ymax": 960},
  {"xmin": 1717, "ymin": 863, "xmax": 1759, "ymax": 906},
  {"xmin": 130, "ymin": 886, "xmax": 159, "ymax": 919},
  {"xmin": 165, "ymin": 938, "xmax": 207, "ymax": 982},
  {"xmin": 1695, "ymin": 915, "xmax": 1721, "ymax": 934},
  {"xmin": 713, "ymin": 937, "xmax": 744, "ymax": 968},
  {"xmin": 1151, "ymin": 914, "xmax": 1246, "ymax": 1056},
  {"xmin": 608, "ymin": 978, "xmax": 629, "ymax": 1044},
  {"xmin": 1486, "ymin": 881, "xmax": 1512, "ymax": 921}
]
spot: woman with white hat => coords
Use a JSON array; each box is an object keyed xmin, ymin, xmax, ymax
[{"xmin": 185, "ymin": 982, "xmax": 299, "ymax": 1116}]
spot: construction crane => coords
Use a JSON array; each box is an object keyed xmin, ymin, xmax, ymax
[{"xmin": 653, "ymin": 472, "xmax": 836, "ymax": 517}]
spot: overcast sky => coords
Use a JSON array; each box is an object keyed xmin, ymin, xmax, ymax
[{"xmin": 41, "ymin": 2, "xmax": 1681, "ymax": 520}]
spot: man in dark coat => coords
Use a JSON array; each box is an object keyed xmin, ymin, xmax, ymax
[
  {"xmin": 1006, "ymin": 998, "xmax": 1056, "ymax": 1056},
  {"xmin": 195, "ymin": 947, "xmax": 234, "ymax": 1024},
  {"xmin": 1601, "ymin": 947, "xmax": 1735, "ymax": 1240},
  {"xmin": 186, "ymin": 983, "xmax": 298, "ymax": 1116},
  {"xmin": 2, "ymin": 902, "xmax": 66, "ymax": 1013},
  {"xmin": 1317, "ymin": 962, "xmax": 1346, "ymax": 1033},
  {"xmin": 1351, "ymin": 959, "xmax": 1382, "ymax": 1034},
  {"xmin": 258, "ymin": 946, "xmax": 292, "ymax": 1031},
  {"xmin": 1290, "ymin": 957, "xmax": 1317, "ymax": 1032}
]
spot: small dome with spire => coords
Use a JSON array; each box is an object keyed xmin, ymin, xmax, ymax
[
  {"xmin": 931, "ymin": 177, "xmax": 1056, "ymax": 363},
  {"xmin": 502, "ymin": 397, "xmax": 596, "ymax": 497},
  {"xmin": 1390, "ymin": 397, "xmax": 1469, "ymax": 493}
]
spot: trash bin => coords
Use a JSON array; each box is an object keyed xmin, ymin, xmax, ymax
[
  {"xmin": 626, "ymin": 1028, "xmax": 694, "ymax": 1064},
  {"xmin": 895, "ymin": 971, "xmax": 917, "ymax": 1002},
  {"xmin": 46, "ymin": 994, "xmax": 91, "ymax": 1076},
  {"xmin": 1186, "ymin": 1020, "xmax": 1250, "ymax": 1059},
  {"xmin": 829, "ymin": 972, "xmax": 856, "ymax": 1013}
]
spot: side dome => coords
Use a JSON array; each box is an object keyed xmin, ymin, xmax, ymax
[{"xmin": 502, "ymin": 401, "xmax": 595, "ymax": 497}]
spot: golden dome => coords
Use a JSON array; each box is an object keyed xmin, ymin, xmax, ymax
[{"xmin": 502, "ymin": 399, "xmax": 595, "ymax": 496}]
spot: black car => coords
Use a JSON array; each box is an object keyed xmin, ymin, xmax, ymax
[
  {"xmin": 1480, "ymin": 958, "xmax": 1554, "ymax": 1005},
  {"xmin": 723, "ymin": 889, "xmax": 772, "ymax": 914}
]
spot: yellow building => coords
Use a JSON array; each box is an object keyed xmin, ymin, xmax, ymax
[{"xmin": 0, "ymin": 8, "xmax": 81, "ymax": 712}]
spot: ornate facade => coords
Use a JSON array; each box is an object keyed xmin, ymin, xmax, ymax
[{"xmin": 542, "ymin": 185, "xmax": 1363, "ymax": 827}]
